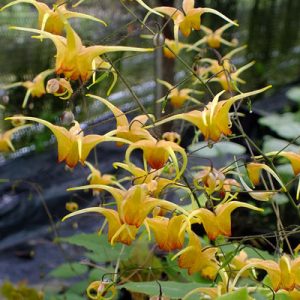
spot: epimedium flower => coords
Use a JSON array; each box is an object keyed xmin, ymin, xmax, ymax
[
  {"xmin": 11, "ymin": 22, "xmax": 153, "ymax": 91},
  {"xmin": 64, "ymin": 206, "xmax": 138, "ymax": 245},
  {"xmin": 246, "ymin": 162, "xmax": 286, "ymax": 191},
  {"xmin": 6, "ymin": 116, "xmax": 131, "ymax": 168},
  {"xmin": 157, "ymin": 79, "xmax": 203, "ymax": 109},
  {"xmin": 233, "ymin": 255, "xmax": 300, "ymax": 292},
  {"xmin": 86, "ymin": 94, "xmax": 155, "ymax": 143},
  {"xmin": 1, "ymin": 0, "xmax": 107, "ymax": 35},
  {"xmin": 191, "ymin": 23, "xmax": 238, "ymax": 49},
  {"xmin": 46, "ymin": 78, "xmax": 73, "ymax": 100},
  {"xmin": 163, "ymin": 38, "xmax": 197, "ymax": 59},
  {"xmin": 209, "ymin": 61, "xmax": 256, "ymax": 91},
  {"xmin": 0, "ymin": 125, "xmax": 31, "ymax": 152},
  {"xmin": 66, "ymin": 183, "xmax": 186, "ymax": 229},
  {"xmin": 172, "ymin": 229, "xmax": 219, "ymax": 278},
  {"xmin": 152, "ymin": 86, "xmax": 271, "ymax": 142},
  {"xmin": 193, "ymin": 45, "xmax": 247, "ymax": 82},
  {"xmin": 113, "ymin": 162, "xmax": 175, "ymax": 197},
  {"xmin": 146, "ymin": 215, "xmax": 186, "ymax": 251},
  {"xmin": 2, "ymin": 69, "xmax": 54, "ymax": 108},
  {"xmin": 147, "ymin": 0, "xmax": 238, "ymax": 44},
  {"xmin": 85, "ymin": 161, "xmax": 119, "ymax": 196},
  {"xmin": 87, "ymin": 280, "xmax": 116, "ymax": 300},
  {"xmin": 187, "ymin": 201, "xmax": 263, "ymax": 240},
  {"xmin": 125, "ymin": 139, "xmax": 188, "ymax": 179},
  {"xmin": 193, "ymin": 166, "xmax": 226, "ymax": 196}
]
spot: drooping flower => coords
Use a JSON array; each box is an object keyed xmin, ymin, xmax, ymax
[
  {"xmin": 238, "ymin": 255, "xmax": 300, "ymax": 291},
  {"xmin": 193, "ymin": 167, "xmax": 226, "ymax": 195},
  {"xmin": 192, "ymin": 45, "xmax": 247, "ymax": 83},
  {"xmin": 172, "ymin": 229, "xmax": 219, "ymax": 278},
  {"xmin": 46, "ymin": 78, "xmax": 73, "ymax": 100},
  {"xmin": 188, "ymin": 201, "xmax": 263, "ymax": 240},
  {"xmin": 163, "ymin": 38, "xmax": 196, "ymax": 59},
  {"xmin": 113, "ymin": 162, "xmax": 175, "ymax": 197},
  {"xmin": 152, "ymin": 86, "xmax": 271, "ymax": 142},
  {"xmin": 85, "ymin": 161, "xmax": 118, "ymax": 196},
  {"xmin": 191, "ymin": 23, "xmax": 238, "ymax": 49},
  {"xmin": 157, "ymin": 79, "xmax": 203, "ymax": 109},
  {"xmin": 2, "ymin": 69, "xmax": 54, "ymax": 108},
  {"xmin": 246, "ymin": 162, "xmax": 286, "ymax": 191},
  {"xmin": 63, "ymin": 206, "xmax": 138, "ymax": 245},
  {"xmin": 0, "ymin": 125, "xmax": 31, "ymax": 152},
  {"xmin": 86, "ymin": 94, "xmax": 155, "ymax": 143},
  {"xmin": 210, "ymin": 61, "xmax": 255, "ymax": 91},
  {"xmin": 11, "ymin": 23, "xmax": 153, "ymax": 90},
  {"xmin": 125, "ymin": 139, "xmax": 188, "ymax": 179},
  {"xmin": 146, "ymin": 215, "xmax": 186, "ymax": 251},
  {"xmin": 6, "ymin": 116, "xmax": 130, "ymax": 168},
  {"xmin": 87, "ymin": 280, "xmax": 116, "ymax": 300},
  {"xmin": 148, "ymin": 0, "xmax": 238, "ymax": 44},
  {"xmin": 1, "ymin": 0, "xmax": 107, "ymax": 35},
  {"xmin": 67, "ymin": 184, "xmax": 185, "ymax": 228}
]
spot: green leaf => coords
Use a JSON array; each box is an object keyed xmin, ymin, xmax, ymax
[
  {"xmin": 45, "ymin": 292, "xmax": 84, "ymax": 300},
  {"xmin": 59, "ymin": 233, "xmax": 130, "ymax": 263},
  {"xmin": 259, "ymin": 113, "xmax": 300, "ymax": 140},
  {"xmin": 49, "ymin": 262, "xmax": 88, "ymax": 279},
  {"xmin": 216, "ymin": 288, "xmax": 248, "ymax": 300},
  {"xmin": 120, "ymin": 281, "xmax": 209, "ymax": 300},
  {"xmin": 188, "ymin": 141, "xmax": 246, "ymax": 158},
  {"xmin": 273, "ymin": 193, "xmax": 289, "ymax": 205},
  {"xmin": 89, "ymin": 268, "xmax": 115, "ymax": 282},
  {"xmin": 286, "ymin": 86, "xmax": 300, "ymax": 103},
  {"xmin": 262, "ymin": 136, "xmax": 300, "ymax": 153},
  {"xmin": 58, "ymin": 233, "xmax": 105, "ymax": 252}
]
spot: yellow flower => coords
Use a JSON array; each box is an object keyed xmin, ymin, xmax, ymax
[
  {"xmin": 229, "ymin": 250, "xmax": 250, "ymax": 278},
  {"xmin": 150, "ymin": 0, "xmax": 237, "ymax": 43},
  {"xmin": 87, "ymin": 280, "xmax": 116, "ymax": 300},
  {"xmin": 113, "ymin": 162, "xmax": 174, "ymax": 197},
  {"xmin": 210, "ymin": 61, "xmax": 255, "ymax": 91},
  {"xmin": 1, "ymin": 0, "xmax": 106, "ymax": 35},
  {"xmin": 86, "ymin": 94, "xmax": 154, "ymax": 143},
  {"xmin": 173, "ymin": 230, "xmax": 219, "ymax": 278},
  {"xmin": 64, "ymin": 206, "xmax": 138, "ymax": 245},
  {"xmin": 67, "ymin": 184, "xmax": 184, "ymax": 228},
  {"xmin": 146, "ymin": 215, "xmax": 186, "ymax": 251},
  {"xmin": 157, "ymin": 79, "xmax": 203, "ymax": 109},
  {"xmin": 125, "ymin": 139, "xmax": 188, "ymax": 179},
  {"xmin": 188, "ymin": 201, "xmax": 263, "ymax": 240},
  {"xmin": 191, "ymin": 23, "xmax": 238, "ymax": 49},
  {"xmin": 6, "ymin": 116, "xmax": 130, "ymax": 168},
  {"xmin": 11, "ymin": 23, "xmax": 153, "ymax": 87},
  {"xmin": 246, "ymin": 162, "xmax": 286, "ymax": 191},
  {"xmin": 163, "ymin": 38, "xmax": 196, "ymax": 59},
  {"xmin": 3, "ymin": 69, "xmax": 54, "ymax": 108},
  {"xmin": 0, "ymin": 125, "xmax": 31, "ymax": 152},
  {"xmin": 242, "ymin": 255, "xmax": 300, "ymax": 291},
  {"xmin": 153, "ymin": 86, "xmax": 271, "ymax": 142},
  {"xmin": 85, "ymin": 161, "xmax": 117, "ymax": 196},
  {"xmin": 193, "ymin": 167, "xmax": 226, "ymax": 196},
  {"xmin": 46, "ymin": 78, "xmax": 73, "ymax": 100}
]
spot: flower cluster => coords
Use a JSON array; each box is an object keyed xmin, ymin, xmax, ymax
[{"xmin": 1, "ymin": 0, "xmax": 299, "ymax": 299}]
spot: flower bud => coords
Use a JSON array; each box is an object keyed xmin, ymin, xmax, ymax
[
  {"xmin": 61, "ymin": 110, "xmax": 75, "ymax": 126},
  {"xmin": 153, "ymin": 32, "xmax": 165, "ymax": 47},
  {"xmin": 87, "ymin": 280, "xmax": 116, "ymax": 300},
  {"xmin": 11, "ymin": 114, "xmax": 26, "ymax": 127},
  {"xmin": 65, "ymin": 201, "xmax": 78, "ymax": 212},
  {"xmin": 46, "ymin": 78, "xmax": 60, "ymax": 94}
]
